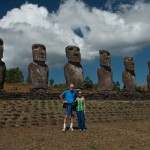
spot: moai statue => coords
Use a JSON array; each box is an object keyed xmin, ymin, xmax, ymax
[
  {"xmin": 97, "ymin": 50, "xmax": 114, "ymax": 92},
  {"xmin": 28, "ymin": 44, "xmax": 49, "ymax": 93},
  {"xmin": 0, "ymin": 38, "xmax": 6, "ymax": 92},
  {"xmin": 147, "ymin": 60, "xmax": 150, "ymax": 92},
  {"xmin": 64, "ymin": 45, "xmax": 83, "ymax": 88},
  {"xmin": 122, "ymin": 56, "xmax": 136, "ymax": 92}
]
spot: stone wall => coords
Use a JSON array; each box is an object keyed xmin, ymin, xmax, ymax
[
  {"xmin": 0, "ymin": 99, "xmax": 150, "ymax": 128},
  {"xmin": 0, "ymin": 92, "xmax": 150, "ymax": 100}
]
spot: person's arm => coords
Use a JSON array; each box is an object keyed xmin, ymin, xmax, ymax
[
  {"xmin": 60, "ymin": 92, "xmax": 67, "ymax": 103},
  {"xmin": 83, "ymin": 97, "xmax": 86, "ymax": 113},
  {"xmin": 74, "ymin": 91, "xmax": 77, "ymax": 101}
]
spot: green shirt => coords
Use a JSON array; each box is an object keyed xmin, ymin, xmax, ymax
[{"xmin": 76, "ymin": 97, "xmax": 85, "ymax": 111}]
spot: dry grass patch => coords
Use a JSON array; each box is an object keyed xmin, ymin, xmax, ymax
[{"xmin": 0, "ymin": 121, "xmax": 150, "ymax": 150}]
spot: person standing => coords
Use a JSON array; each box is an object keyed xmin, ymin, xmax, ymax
[
  {"xmin": 60, "ymin": 84, "xmax": 77, "ymax": 132},
  {"xmin": 76, "ymin": 90, "xmax": 86, "ymax": 131}
]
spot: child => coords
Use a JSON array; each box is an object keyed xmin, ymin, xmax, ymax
[{"xmin": 76, "ymin": 90, "xmax": 86, "ymax": 131}]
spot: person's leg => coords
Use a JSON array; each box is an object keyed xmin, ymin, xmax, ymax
[
  {"xmin": 70, "ymin": 107, "xmax": 76, "ymax": 131},
  {"xmin": 64, "ymin": 115, "xmax": 68, "ymax": 124},
  {"xmin": 77, "ymin": 111, "xmax": 82, "ymax": 130},
  {"xmin": 70, "ymin": 114, "xmax": 74, "ymax": 130},
  {"xmin": 80, "ymin": 111, "xmax": 86, "ymax": 130},
  {"xmin": 63, "ymin": 104, "xmax": 70, "ymax": 131},
  {"xmin": 62, "ymin": 115, "xmax": 68, "ymax": 131}
]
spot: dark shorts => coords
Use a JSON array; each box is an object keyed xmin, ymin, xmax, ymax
[{"xmin": 64, "ymin": 103, "xmax": 77, "ymax": 115}]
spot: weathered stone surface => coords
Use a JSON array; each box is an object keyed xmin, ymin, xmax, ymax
[
  {"xmin": 122, "ymin": 56, "xmax": 136, "ymax": 92},
  {"xmin": 97, "ymin": 50, "xmax": 114, "ymax": 92},
  {"xmin": 64, "ymin": 45, "xmax": 83, "ymax": 88},
  {"xmin": 0, "ymin": 38, "xmax": 6, "ymax": 91},
  {"xmin": 147, "ymin": 60, "xmax": 150, "ymax": 92},
  {"xmin": 0, "ymin": 91, "xmax": 150, "ymax": 100},
  {"xmin": 28, "ymin": 44, "xmax": 49, "ymax": 93}
]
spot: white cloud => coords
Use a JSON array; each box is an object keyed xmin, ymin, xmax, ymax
[
  {"xmin": 105, "ymin": 0, "xmax": 115, "ymax": 12},
  {"xmin": 0, "ymin": 0, "xmax": 150, "ymax": 73}
]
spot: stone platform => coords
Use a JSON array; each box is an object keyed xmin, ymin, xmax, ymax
[
  {"xmin": 0, "ymin": 91, "xmax": 150, "ymax": 100},
  {"xmin": 0, "ymin": 100, "xmax": 150, "ymax": 128},
  {"xmin": 0, "ymin": 92, "xmax": 150, "ymax": 128}
]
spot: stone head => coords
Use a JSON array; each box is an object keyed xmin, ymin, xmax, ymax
[
  {"xmin": 124, "ymin": 56, "xmax": 134, "ymax": 71},
  {"xmin": 99, "ymin": 50, "xmax": 111, "ymax": 67},
  {"xmin": 65, "ymin": 45, "xmax": 81, "ymax": 63},
  {"xmin": 0, "ymin": 38, "xmax": 4, "ymax": 59},
  {"xmin": 32, "ymin": 44, "xmax": 46, "ymax": 62}
]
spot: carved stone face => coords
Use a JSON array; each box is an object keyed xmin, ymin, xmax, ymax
[
  {"xmin": 99, "ymin": 50, "xmax": 111, "ymax": 67},
  {"xmin": 148, "ymin": 60, "xmax": 150, "ymax": 72},
  {"xmin": 0, "ymin": 38, "xmax": 4, "ymax": 59},
  {"xmin": 124, "ymin": 56, "xmax": 134, "ymax": 71},
  {"xmin": 32, "ymin": 44, "xmax": 46, "ymax": 62},
  {"xmin": 65, "ymin": 46, "xmax": 81, "ymax": 63}
]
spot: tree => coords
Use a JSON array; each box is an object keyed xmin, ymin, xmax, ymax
[
  {"xmin": 5, "ymin": 67, "xmax": 24, "ymax": 83},
  {"xmin": 113, "ymin": 81, "xmax": 120, "ymax": 91},
  {"xmin": 135, "ymin": 86, "xmax": 146, "ymax": 93},
  {"xmin": 83, "ymin": 76, "xmax": 93, "ymax": 90},
  {"xmin": 49, "ymin": 79, "xmax": 55, "ymax": 87}
]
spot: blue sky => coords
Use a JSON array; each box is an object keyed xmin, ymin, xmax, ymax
[{"xmin": 0, "ymin": 0, "xmax": 150, "ymax": 88}]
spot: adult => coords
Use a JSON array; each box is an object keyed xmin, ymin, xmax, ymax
[{"xmin": 60, "ymin": 84, "xmax": 77, "ymax": 132}]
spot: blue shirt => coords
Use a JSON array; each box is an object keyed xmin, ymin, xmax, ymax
[{"xmin": 62, "ymin": 90, "xmax": 77, "ymax": 103}]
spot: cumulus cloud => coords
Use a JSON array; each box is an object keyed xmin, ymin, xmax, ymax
[{"xmin": 0, "ymin": 0, "xmax": 150, "ymax": 73}]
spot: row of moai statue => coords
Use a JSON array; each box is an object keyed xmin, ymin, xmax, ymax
[
  {"xmin": 60, "ymin": 47, "xmax": 150, "ymax": 93},
  {"xmin": 0, "ymin": 37, "xmax": 150, "ymax": 93},
  {"xmin": 97, "ymin": 51, "xmax": 136, "ymax": 92}
]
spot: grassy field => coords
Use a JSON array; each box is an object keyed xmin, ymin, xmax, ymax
[
  {"xmin": 0, "ymin": 100, "xmax": 150, "ymax": 150},
  {"xmin": 1, "ymin": 84, "xmax": 150, "ymax": 149},
  {"xmin": 0, "ymin": 121, "xmax": 150, "ymax": 150},
  {"xmin": 3, "ymin": 83, "xmax": 66, "ymax": 92}
]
